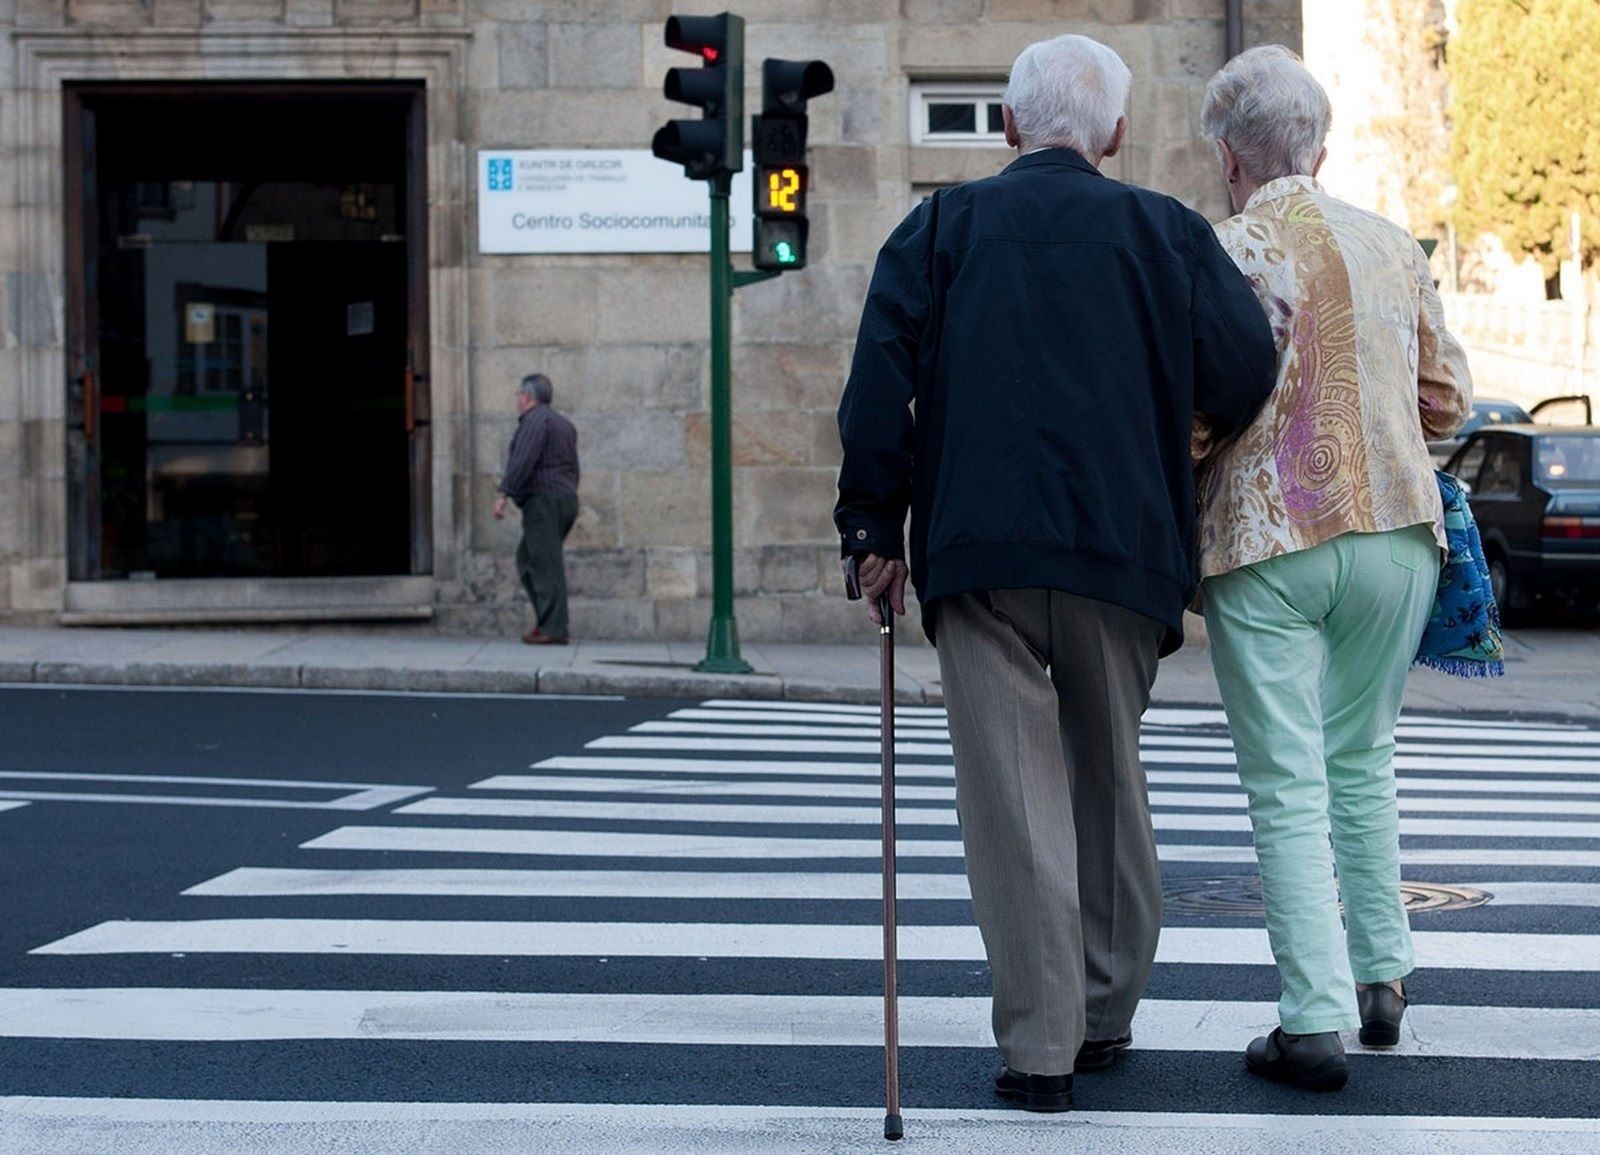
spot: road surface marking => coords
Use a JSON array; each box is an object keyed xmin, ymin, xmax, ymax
[
  {"xmin": 299, "ymin": 824, "xmax": 1600, "ymax": 868},
  {"xmin": 1, "ymin": 989, "xmax": 1595, "ymax": 1060},
  {"xmin": 182, "ymin": 867, "xmax": 975, "ymax": 900},
  {"xmin": 31, "ymin": 920, "xmax": 1600, "ymax": 971},
  {"xmin": 457, "ymin": 776, "xmax": 1600, "ymax": 814},
  {"xmin": 180, "ymin": 868, "xmax": 1600, "ymax": 910},
  {"xmin": 524, "ymin": 756, "xmax": 955, "ymax": 779},
  {"xmin": 390, "ymin": 796, "xmax": 1600, "ymax": 838}
]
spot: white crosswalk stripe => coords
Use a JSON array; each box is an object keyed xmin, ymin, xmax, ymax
[
  {"xmin": 12, "ymin": 697, "xmax": 1600, "ymax": 1144},
  {"xmin": 2, "ymin": 988, "xmax": 1595, "ymax": 1062},
  {"xmin": 33, "ymin": 918, "xmax": 1600, "ymax": 970}
]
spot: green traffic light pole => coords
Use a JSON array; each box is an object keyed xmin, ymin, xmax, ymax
[{"xmin": 696, "ymin": 172, "xmax": 779, "ymax": 674}]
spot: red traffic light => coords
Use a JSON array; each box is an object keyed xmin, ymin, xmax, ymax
[
  {"xmin": 656, "ymin": 12, "xmax": 745, "ymax": 180},
  {"xmin": 665, "ymin": 14, "xmax": 736, "ymax": 61}
]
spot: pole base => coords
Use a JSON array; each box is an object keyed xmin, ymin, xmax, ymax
[
  {"xmin": 884, "ymin": 1113, "xmax": 904, "ymax": 1141},
  {"xmin": 694, "ymin": 655, "xmax": 755, "ymax": 675},
  {"xmin": 698, "ymin": 613, "xmax": 752, "ymax": 674}
]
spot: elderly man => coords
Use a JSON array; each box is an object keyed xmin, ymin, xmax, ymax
[
  {"xmin": 493, "ymin": 373, "xmax": 580, "ymax": 645},
  {"xmin": 835, "ymin": 34, "xmax": 1276, "ymax": 1111}
]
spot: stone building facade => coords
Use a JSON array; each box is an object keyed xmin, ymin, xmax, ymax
[{"xmin": 0, "ymin": 0, "xmax": 1300, "ymax": 643}]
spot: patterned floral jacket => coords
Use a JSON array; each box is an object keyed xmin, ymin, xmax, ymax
[{"xmin": 1193, "ymin": 176, "xmax": 1473, "ymax": 579}]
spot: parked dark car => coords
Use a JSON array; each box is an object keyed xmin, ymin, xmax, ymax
[
  {"xmin": 1444, "ymin": 426, "xmax": 1600, "ymax": 616},
  {"xmin": 1428, "ymin": 395, "xmax": 1594, "ymax": 466}
]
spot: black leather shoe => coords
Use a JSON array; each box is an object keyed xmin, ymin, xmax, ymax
[
  {"xmin": 1357, "ymin": 982, "xmax": 1408, "ymax": 1048},
  {"xmin": 1075, "ymin": 1035, "xmax": 1132, "ymax": 1072},
  {"xmin": 1244, "ymin": 1028, "xmax": 1348, "ymax": 1092},
  {"xmin": 994, "ymin": 1065, "xmax": 1074, "ymax": 1112}
]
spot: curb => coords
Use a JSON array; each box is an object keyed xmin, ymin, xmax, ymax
[{"xmin": 3, "ymin": 659, "xmax": 941, "ymax": 707}]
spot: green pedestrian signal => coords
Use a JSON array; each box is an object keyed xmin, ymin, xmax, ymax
[
  {"xmin": 751, "ymin": 57, "xmax": 833, "ymax": 272},
  {"xmin": 754, "ymin": 218, "xmax": 806, "ymax": 271}
]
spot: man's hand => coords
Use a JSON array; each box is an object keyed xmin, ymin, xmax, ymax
[
  {"xmin": 844, "ymin": 553, "xmax": 908, "ymax": 626},
  {"xmin": 493, "ymin": 494, "xmax": 508, "ymax": 521}
]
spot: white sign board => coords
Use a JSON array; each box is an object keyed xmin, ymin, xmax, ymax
[{"xmin": 478, "ymin": 149, "xmax": 754, "ymax": 254}]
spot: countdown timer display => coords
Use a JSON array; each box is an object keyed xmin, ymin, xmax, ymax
[{"xmin": 756, "ymin": 164, "xmax": 808, "ymax": 217}]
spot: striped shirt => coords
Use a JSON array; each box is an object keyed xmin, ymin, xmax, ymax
[{"xmin": 499, "ymin": 405, "xmax": 580, "ymax": 504}]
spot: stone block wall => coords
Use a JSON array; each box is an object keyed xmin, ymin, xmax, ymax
[{"xmin": 0, "ymin": 0, "xmax": 1300, "ymax": 641}]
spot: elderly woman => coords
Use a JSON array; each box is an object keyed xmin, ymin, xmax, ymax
[{"xmin": 1194, "ymin": 47, "xmax": 1473, "ymax": 1091}]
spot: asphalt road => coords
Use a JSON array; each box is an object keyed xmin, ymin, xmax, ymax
[{"xmin": 1, "ymin": 685, "xmax": 1597, "ymax": 1152}]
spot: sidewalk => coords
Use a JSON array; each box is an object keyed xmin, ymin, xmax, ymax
[{"xmin": 2, "ymin": 622, "xmax": 1598, "ymax": 717}]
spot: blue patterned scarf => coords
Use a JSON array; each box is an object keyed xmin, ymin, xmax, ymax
[{"xmin": 1414, "ymin": 471, "xmax": 1505, "ymax": 678}]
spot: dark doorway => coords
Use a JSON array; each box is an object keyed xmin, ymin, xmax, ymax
[{"xmin": 65, "ymin": 83, "xmax": 431, "ymax": 581}]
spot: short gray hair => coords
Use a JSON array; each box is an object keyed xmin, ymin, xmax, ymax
[
  {"xmin": 519, "ymin": 373, "xmax": 553, "ymax": 405},
  {"xmin": 1201, "ymin": 45, "xmax": 1331, "ymax": 185},
  {"xmin": 1003, "ymin": 34, "xmax": 1132, "ymax": 157}
]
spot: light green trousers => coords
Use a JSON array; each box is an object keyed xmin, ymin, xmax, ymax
[{"xmin": 1202, "ymin": 524, "xmax": 1439, "ymax": 1034}]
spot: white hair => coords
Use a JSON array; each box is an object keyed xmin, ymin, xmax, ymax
[
  {"xmin": 1002, "ymin": 34, "xmax": 1131, "ymax": 157},
  {"xmin": 1201, "ymin": 45, "xmax": 1332, "ymax": 184}
]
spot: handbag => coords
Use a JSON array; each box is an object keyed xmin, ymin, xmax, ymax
[{"xmin": 1413, "ymin": 470, "xmax": 1506, "ymax": 678}]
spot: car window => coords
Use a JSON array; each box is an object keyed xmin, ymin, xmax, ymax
[
  {"xmin": 1449, "ymin": 438, "xmax": 1488, "ymax": 488},
  {"xmin": 1478, "ymin": 439, "xmax": 1526, "ymax": 496},
  {"xmin": 1537, "ymin": 436, "xmax": 1600, "ymax": 484},
  {"xmin": 1462, "ymin": 403, "xmax": 1533, "ymax": 436}
]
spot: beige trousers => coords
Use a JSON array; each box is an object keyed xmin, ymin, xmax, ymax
[{"xmin": 936, "ymin": 589, "xmax": 1165, "ymax": 1076}]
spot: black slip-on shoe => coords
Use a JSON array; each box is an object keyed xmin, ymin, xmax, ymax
[
  {"xmin": 994, "ymin": 1065, "xmax": 1074, "ymax": 1112},
  {"xmin": 1357, "ymin": 983, "xmax": 1408, "ymax": 1048},
  {"xmin": 1244, "ymin": 1028, "xmax": 1349, "ymax": 1092},
  {"xmin": 1074, "ymin": 1035, "xmax": 1133, "ymax": 1072}
]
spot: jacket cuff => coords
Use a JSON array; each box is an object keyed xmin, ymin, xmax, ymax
[{"xmin": 838, "ymin": 523, "xmax": 905, "ymax": 561}]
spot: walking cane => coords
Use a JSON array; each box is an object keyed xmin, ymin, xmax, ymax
[{"xmin": 844, "ymin": 556, "xmax": 904, "ymax": 1141}]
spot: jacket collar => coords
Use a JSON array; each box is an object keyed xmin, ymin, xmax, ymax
[
  {"xmin": 1003, "ymin": 147, "xmax": 1102, "ymax": 178},
  {"xmin": 1245, "ymin": 174, "xmax": 1323, "ymax": 211}
]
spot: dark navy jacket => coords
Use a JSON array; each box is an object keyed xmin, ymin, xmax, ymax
[{"xmin": 834, "ymin": 148, "xmax": 1276, "ymax": 653}]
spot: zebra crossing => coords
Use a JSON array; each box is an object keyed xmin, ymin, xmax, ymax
[{"xmin": 5, "ymin": 696, "xmax": 1600, "ymax": 1151}]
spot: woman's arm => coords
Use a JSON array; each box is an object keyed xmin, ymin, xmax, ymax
[{"xmin": 1413, "ymin": 243, "xmax": 1473, "ymax": 441}]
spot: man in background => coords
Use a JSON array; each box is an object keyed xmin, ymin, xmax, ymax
[{"xmin": 493, "ymin": 373, "xmax": 580, "ymax": 645}]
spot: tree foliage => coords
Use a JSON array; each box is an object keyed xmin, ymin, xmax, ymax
[
  {"xmin": 1367, "ymin": 0, "xmax": 1450, "ymax": 239},
  {"xmin": 1450, "ymin": 0, "xmax": 1600, "ymax": 278}
]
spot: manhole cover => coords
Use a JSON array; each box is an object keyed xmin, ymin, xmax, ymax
[
  {"xmin": 1398, "ymin": 882, "xmax": 1491, "ymax": 911},
  {"xmin": 1164, "ymin": 878, "xmax": 1491, "ymax": 915},
  {"xmin": 1164, "ymin": 876, "xmax": 1266, "ymax": 915}
]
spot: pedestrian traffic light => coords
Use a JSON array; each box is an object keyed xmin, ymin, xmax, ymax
[
  {"xmin": 751, "ymin": 58, "xmax": 834, "ymax": 271},
  {"xmin": 652, "ymin": 13, "xmax": 744, "ymax": 181}
]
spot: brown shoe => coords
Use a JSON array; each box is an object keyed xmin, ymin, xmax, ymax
[{"xmin": 521, "ymin": 629, "xmax": 569, "ymax": 645}]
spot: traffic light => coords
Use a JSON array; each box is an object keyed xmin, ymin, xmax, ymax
[
  {"xmin": 652, "ymin": 14, "xmax": 744, "ymax": 181},
  {"xmin": 751, "ymin": 58, "xmax": 834, "ymax": 271}
]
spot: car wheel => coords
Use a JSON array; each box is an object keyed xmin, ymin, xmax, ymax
[
  {"xmin": 1488, "ymin": 555, "xmax": 1509, "ymax": 607},
  {"xmin": 1487, "ymin": 553, "xmax": 1525, "ymax": 625}
]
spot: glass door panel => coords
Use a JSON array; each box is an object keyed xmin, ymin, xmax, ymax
[{"xmin": 73, "ymin": 86, "xmax": 421, "ymax": 580}]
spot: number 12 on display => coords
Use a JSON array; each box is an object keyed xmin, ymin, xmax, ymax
[{"xmin": 758, "ymin": 165, "xmax": 806, "ymax": 216}]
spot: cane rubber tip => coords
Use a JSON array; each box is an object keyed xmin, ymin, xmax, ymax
[{"xmin": 884, "ymin": 1113, "xmax": 904, "ymax": 1140}]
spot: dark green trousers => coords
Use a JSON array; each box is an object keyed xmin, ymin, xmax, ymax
[{"xmin": 516, "ymin": 492, "xmax": 579, "ymax": 639}]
